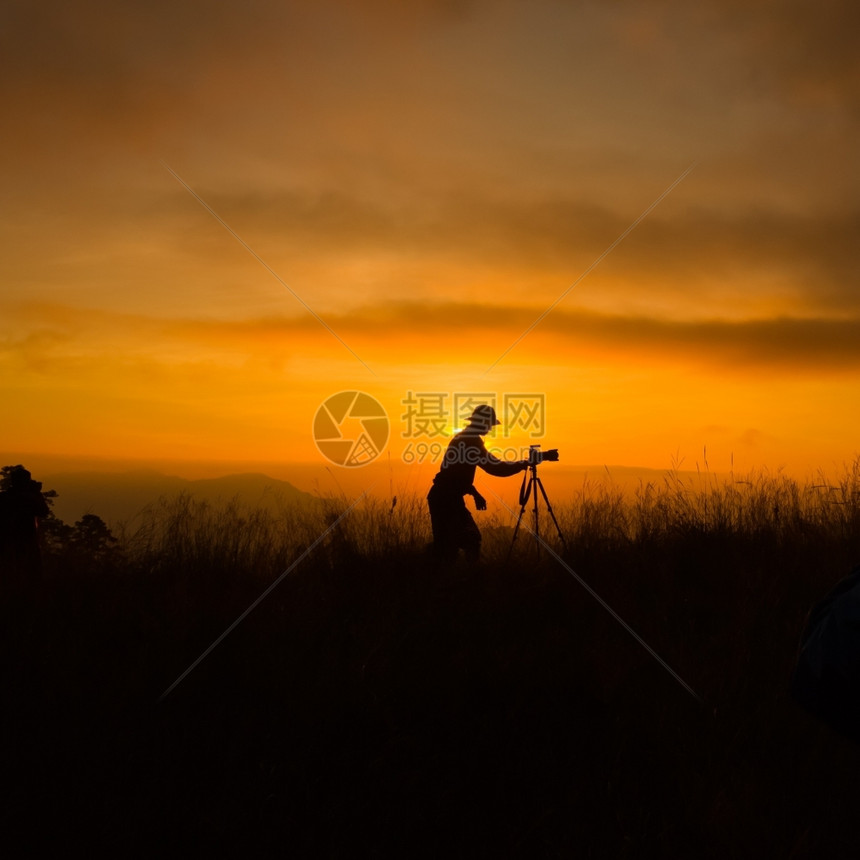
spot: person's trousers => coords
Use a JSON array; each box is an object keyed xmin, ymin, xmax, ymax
[{"xmin": 427, "ymin": 487, "xmax": 481, "ymax": 564}]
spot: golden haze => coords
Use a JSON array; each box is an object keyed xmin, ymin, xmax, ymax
[{"xmin": 2, "ymin": 0, "xmax": 859, "ymax": 494}]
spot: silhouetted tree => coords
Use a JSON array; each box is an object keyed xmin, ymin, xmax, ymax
[
  {"xmin": 1, "ymin": 464, "xmax": 55, "ymax": 504},
  {"xmin": 1, "ymin": 465, "xmax": 118, "ymax": 566},
  {"xmin": 40, "ymin": 515, "xmax": 74, "ymax": 556},
  {"xmin": 1, "ymin": 464, "xmax": 68, "ymax": 555},
  {"xmin": 70, "ymin": 514, "xmax": 118, "ymax": 562},
  {"xmin": 0, "ymin": 464, "xmax": 52, "ymax": 589}
]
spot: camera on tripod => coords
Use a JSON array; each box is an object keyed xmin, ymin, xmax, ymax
[
  {"xmin": 509, "ymin": 445, "xmax": 566, "ymax": 558},
  {"xmin": 528, "ymin": 444, "xmax": 560, "ymax": 466}
]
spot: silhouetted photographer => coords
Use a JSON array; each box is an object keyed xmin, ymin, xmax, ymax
[{"xmin": 427, "ymin": 404, "xmax": 559, "ymax": 565}]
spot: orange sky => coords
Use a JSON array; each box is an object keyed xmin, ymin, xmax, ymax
[{"xmin": 2, "ymin": 0, "xmax": 859, "ymax": 496}]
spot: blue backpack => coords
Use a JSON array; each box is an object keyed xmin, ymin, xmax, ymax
[{"xmin": 792, "ymin": 565, "xmax": 860, "ymax": 741}]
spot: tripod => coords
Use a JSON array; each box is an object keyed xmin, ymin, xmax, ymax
[{"xmin": 508, "ymin": 458, "xmax": 567, "ymax": 558}]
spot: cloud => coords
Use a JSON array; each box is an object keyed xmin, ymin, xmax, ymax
[
  {"xmin": 6, "ymin": 0, "xmax": 857, "ymax": 176},
  {"xmin": 605, "ymin": 0, "xmax": 860, "ymax": 106},
  {"xmin": 237, "ymin": 302, "xmax": 860, "ymax": 373},
  {"xmin": 6, "ymin": 300, "xmax": 859, "ymax": 375},
  {"xmin": 357, "ymin": 302, "xmax": 860, "ymax": 372},
  {"xmin": 2, "ymin": 0, "xmax": 857, "ymax": 331},
  {"xmin": 159, "ymin": 185, "xmax": 860, "ymax": 319},
  {"xmin": 4, "ymin": 167, "xmax": 856, "ymax": 322},
  {"xmin": 714, "ymin": 0, "xmax": 860, "ymax": 107}
]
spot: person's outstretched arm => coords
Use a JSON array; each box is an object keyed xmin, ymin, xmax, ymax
[{"xmin": 479, "ymin": 446, "xmax": 528, "ymax": 478}]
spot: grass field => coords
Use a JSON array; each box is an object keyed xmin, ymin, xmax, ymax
[{"xmin": 4, "ymin": 463, "xmax": 860, "ymax": 856}]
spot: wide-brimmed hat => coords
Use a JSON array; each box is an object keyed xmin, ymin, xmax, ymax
[{"xmin": 466, "ymin": 404, "xmax": 501, "ymax": 427}]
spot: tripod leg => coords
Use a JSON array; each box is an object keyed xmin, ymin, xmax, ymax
[
  {"xmin": 507, "ymin": 478, "xmax": 533, "ymax": 561},
  {"xmin": 535, "ymin": 477, "xmax": 567, "ymax": 549}
]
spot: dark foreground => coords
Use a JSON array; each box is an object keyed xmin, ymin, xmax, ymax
[{"xmin": 3, "ymin": 537, "xmax": 860, "ymax": 858}]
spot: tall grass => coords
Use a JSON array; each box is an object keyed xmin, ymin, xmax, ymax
[
  {"xmin": 562, "ymin": 462, "xmax": 860, "ymax": 546},
  {"xmin": 117, "ymin": 493, "xmax": 323, "ymax": 578},
  {"xmin": 15, "ymin": 460, "xmax": 860, "ymax": 856},
  {"xmin": 99, "ymin": 461, "xmax": 860, "ymax": 579}
]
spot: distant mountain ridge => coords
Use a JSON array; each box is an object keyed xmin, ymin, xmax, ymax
[
  {"xmin": 39, "ymin": 469, "xmax": 316, "ymax": 527},
  {"xmin": 19, "ymin": 462, "xmax": 732, "ymax": 528}
]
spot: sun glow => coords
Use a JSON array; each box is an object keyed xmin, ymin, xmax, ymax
[{"xmin": 2, "ymin": 1, "xmax": 858, "ymax": 488}]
